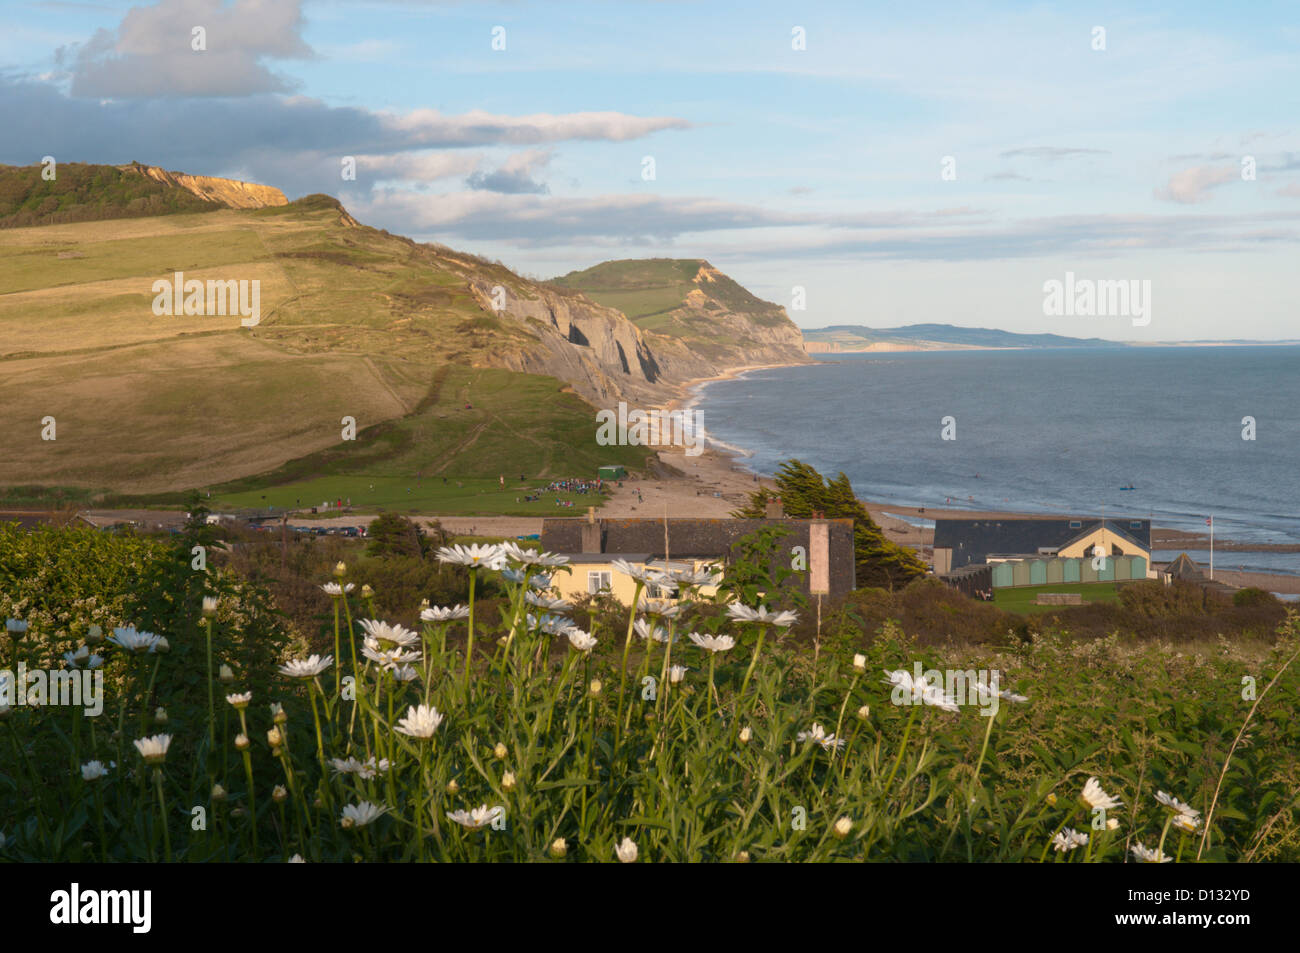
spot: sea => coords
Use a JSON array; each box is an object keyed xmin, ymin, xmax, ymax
[{"xmin": 690, "ymin": 346, "xmax": 1300, "ymax": 575}]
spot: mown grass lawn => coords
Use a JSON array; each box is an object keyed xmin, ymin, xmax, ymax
[{"xmin": 993, "ymin": 582, "xmax": 1124, "ymax": 614}]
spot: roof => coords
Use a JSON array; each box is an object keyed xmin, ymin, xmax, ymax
[
  {"xmin": 933, "ymin": 517, "xmax": 1151, "ymax": 570},
  {"xmin": 1163, "ymin": 553, "xmax": 1204, "ymax": 579},
  {"xmin": 542, "ymin": 517, "xmax": 855, "ymax": 559}
]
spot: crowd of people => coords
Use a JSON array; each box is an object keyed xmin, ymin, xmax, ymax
[{"xmin": 515, "ymin": 476, "xmax": 614, "ymax": 505}]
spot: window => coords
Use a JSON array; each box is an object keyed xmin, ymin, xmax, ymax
[
  {"xmin": 1069, "ymin": 520, "xmax": 1082, "ymax": 529},
  {"xmin": 646, "ymin": 581, "xmax": 669, "ymax": 599},
  {"xmin": 587, "ymin": 571, "xmax": 611, "ymax": 595},
  {"xmin": 1130, "ymin": 521, "xmax": 1143, "ymax": 529}
]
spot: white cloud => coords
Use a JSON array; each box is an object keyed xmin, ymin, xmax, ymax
[{"xmin": 1154, "ymin": 165, "xmax": 1239, "ymax": 204}]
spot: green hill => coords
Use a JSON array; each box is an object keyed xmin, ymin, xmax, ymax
[{"xmin": 0, "ymin": 165, "xmax": 802, "ymax": 511}]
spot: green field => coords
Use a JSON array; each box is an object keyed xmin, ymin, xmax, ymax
[
  {"xmin": 993, "ymin": 581, "xmax": 1124, "ymax": 614},
  {"xmin": 215, "ymin": 475, "xmax": 610, "ymax": 517}
]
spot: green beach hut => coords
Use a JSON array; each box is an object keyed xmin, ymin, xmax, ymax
[{"xmin": 598, "ymin": 465, "xmax": 627, "ymax": 481}]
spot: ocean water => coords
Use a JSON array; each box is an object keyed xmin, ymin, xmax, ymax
[{"xmin": 691, "ymin": 347, "xmax": 1300, "ymax": 565}]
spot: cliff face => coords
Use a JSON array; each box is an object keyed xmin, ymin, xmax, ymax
[{"xmin": 126, "ymin": 163, "xmax": 288, "ymax": 209}]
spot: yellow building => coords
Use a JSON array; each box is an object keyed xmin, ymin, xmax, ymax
[{"xmin": 552, "ymin": 555, "xmax": 723, "ymax": 605}]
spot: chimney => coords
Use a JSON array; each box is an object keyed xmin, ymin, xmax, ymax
[
  {"xmin": 764, "ymin": 497, "xmax": 784, "ymax": 519},
  {"xmin": 581, "ymin": 507, "xmax": 602, "ymax": 553}
]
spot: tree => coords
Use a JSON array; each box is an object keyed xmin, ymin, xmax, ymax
[
  {"xmin": 734, "ymin": 459, "xmax": 928, "ymax": 591},
  {"xmin": 366, "ymin": 513, "xmax": 443, "ymax": 559}
]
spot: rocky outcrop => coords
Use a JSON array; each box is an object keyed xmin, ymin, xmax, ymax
[{"xmin": 124, "ymin": 163, "xmax": 288, "ymax": 209}]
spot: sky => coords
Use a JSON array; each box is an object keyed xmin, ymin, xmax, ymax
[{"xmin": 3, "ymin": 0, "xmax": 1299, "ymax": 341}]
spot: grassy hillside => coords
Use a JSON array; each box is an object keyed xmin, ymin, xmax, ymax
[
  {"xmin": 0, "ymin": 162, "xmax": 223, "ymax": 229},
  {"xmin": 551, "ymin": 257, "xmax": 805, "ymax": 363},
  {"xmin": 0, "ymin": 192, "xmax": 639, "ymax": 501}
]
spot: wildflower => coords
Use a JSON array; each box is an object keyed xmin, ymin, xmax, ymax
[
  {"xmin": 202, "ymin": 596, "xmax": 219, "ymax": 616},
  {"xmin": 154, "ymin": 706, "xmax": 168, "ymax": 724},
  {"xmin": 235, "ymin": 734, "xmax": 250, "ymax": 751},
  {"xmin": 567, "ymin": 629, "xmax": 598, "ymax": 653},
  {"xmin": 1052, "ymin": 828, "xmax": 1089, "ymax": 852},
  {"xmin": 333, "ymin": 562, "xmax": 347, "ymax": 578},
  {"xmin": 288, "ymin": 854, "xmax": 305, "ymax": 863},
  {"xmin": 1107, "ymin": 817, "xmax": 1120, "ymax": 831},
  {"xmin": 81, "ymin": 760, "xmax": 110, "ymax": 781},
  {"xmin": 736, "ymin": 850, "xmax": 751, "ymax": 863},
  {"xmin": 211, "ymin": 784, "xmax": 227, "ymax": 801},
  {"xmin": 155, "ymin": 637, "xmax": 170, "ymax": 654},
  {"xmin": 739, "ymin": 725, "xmax": 752, "ymax": 744},
  {"xmin": 392, "ymin": 664, "xmax": 419, "ymax": 682},
  {"xmin": 420, "ymin": 604, "xmax": 470, "ymax": 623},
  {"xmin": 86, "ymin": 624, "xmax": 104, "ymax": 645},
  {"xmin": 63, "ymin": 645, "xmax": 104, "ymax": 670},
  {"xmin": 435, "ymin": 543, "xmax": 506, "ymax": 571},
  {"xmin": 727, "ymin": 604, "xmax": 798, "ymax": 627},
  {"xmin": 279, "ymin": 655, "xmax": 335, "ymax": 676},
  {"xmin": 270, "ymin": 702, "xmax": 287, "ymax": 724},
  {"xmin": 633, "ymin": 618, "xmax": 673, "ymax": 644},
  {"xmin": 394, "ymin": 704, "xmax": 444, "ymax": 739},
  {"xmin": 218, "ymin": 664, "xmax": 235, "ymax": 683},
  {"xmin": 669, "ymin": 664, "xmax": 688, "ymax": 684},
  {"xmin": 108, "ymin": 626, "xmax": 162, "ymax": 654},
  {"xmin": 5, "ymin": 619, "xmax": 28, "ymax": 637},
  {"xmin": 341, "ymin": 801, "xmax": 386, "ymax": 829},
  {"xmin": 610, "ymin": 559, "xmax": 666, "ymax": 584},
  {"xmin": 550, "ymin": 838, "xmax": 568, "ymax": 858},
  {"xmin": 527, "ymin": 613, "xmax": 576, "ymax": 637},
  {"xmin": 447, "ymin": 805, "xmax": 504, "ymax": 830},
  {"xmin": 267, "ymin": 727, "xmax": 283, "ymax": 747},
  {"xmin": 361, "ymin": 638, "xmax": 422, "ymax": 670},
  {"xmin": 320, "ymin": 582, "xmax": 355, "ymax": 597},
  {"xmin": 688, "ymin": 631, "xmax": 736, "ymax": 653},
  {"xmin": 502, "ymin": 771, "xmax": 517, "ymax": 792},
  {"xmin": 359, "ymin": 619, "xmax": 419, "ymax": 648},
  {"xmin": 615, "ymin": 836, "xmax": 638, "ymax": 863},
  {"xmin": 589, "ymin": 679, "xmax": 602, "ymax": 696},
  {"xmin": 330, "ymin": 757, "xmax": 365, "ymax": 776},
  {"xmin": 833, "ymin": 816, "xmax": 853, "ymax": 839},
  {"xmin": 501, "ymin": 542, "xmax": 570, "ymax": 567},
  {"xmin": 637, "ymin": 598, "xmax": 681, "ymax": 619},
  {"xmin": 857, "ymin": 704, "xmax": 871, "ymax": 720},
  {"xmin": 1131, "ymin": 842, "xmax": 1173, "ymax": 863},
  {"xmin": 226, "ymin": 692, "xmax": 252, "ymax": 710},
  {"xmin": 493, "ymin": 742, "xmax": 508, "ymax": 760},
  {"xmin": 272, "ymin": 785, "xmax": 288, "ymax": 803},
  {"xmin": 882, "ymin": 669, "xmax": 960, "ymax": 712},
  {"xmin": 1155, "ymin": 791, "xmax": 1201, "ymax": 819},
  {"xmin": 852, "ymin": 653, "xmax": 866, "ymax": 672},
  {"xmin": 358, "ymin": 757, "xmax": 391, "ymax": 780},
  {"xmin": 361, "ymin": 584, "xmax": 374, "ymax": 599},
  {"xmin": 524, "ymin": 591, "xmax": 570, "ymax": 612},
  {"xmin": 968, "ymin": 679, "xmax": 1030, "ymax": 704},
  {"xmin": 1046, "ymin": 793, "xmax": 1058, "ymax": 806},
  {"xmin": 672, "ymin": 566, "xmax": 723, "ymax": 588},
  {"xmin": 133, "ymin": 734, "xmax": 171, "ymax": 765},
  {"xmin": 797, "ymin": 723, "xmax": 846, "ymax": 752},
  {"xmin": 1080, "ymin": 777, "xmax": 1123, "ymax": 812},
  {"xmin": 446, "ymin": 779, "xmax": 460, "ymax": 795}
]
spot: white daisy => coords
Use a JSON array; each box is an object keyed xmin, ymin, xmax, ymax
[
  {"xmin": 796, "ymin": 722, "xmax": 845, "ymax": 752},
  {"xmin": 633, "ymin": 618, "xmax": 674, "ymax": 643},
  {"xmin": 610, "ymin": 559, "xmax": 663, "ymax": 584},
  {"xmin": 688, "ymin": 631, "xmax": 736, "ymax": 653},
  {"xmin": 527, "ymin": 613, "xmax": 575, "ymax": 637},
  {"xmin": 567, "ymin": 629, "xmax": 598, "ymax": 653},
  {"xmin": 501, "ymin": 542, "xmax": 569, "ymax": 567},
  {"xmin": 358, "ymin": 619, "xmax": 420, "ymax": 648},
  {"xmin": 726, "ymin": 604, "xmax": 799, "ymax": 627},
  {"xmin": 63, "ymin": 645, "xmax": 104, "ymax": 670},
  {"xmin": 319, "ymin": 582, "xmax": 356, "ymax": 597},
  {"xmin": 882, "ymin": 669, "xmax": 960, "ymax": 712},
  {"xmin": 225, "ymin": 691, "xmax": 252, "ymax": 709},
  {"xmin": 394, "ymin": 704, "xmax": 444, "ymax": 739},
  {"xmin": 340, "ymin": 801, "xmax": 386, "ymax": 829},
  {"xmin": 420, "ymin": 604, "xmax": 470, "ymax": 623},
  {"xmin": 615, "ymin": 836, "xmax": 638, "ymax": 863},
  {"xmin": 435, "ymin": 543, "xmax": 506, "ymax": 571},
  {"xmin": 108, "ymin": 626, "xmax": 163, "ymax": 654},
  {"xmin": 524, "ymin": 591, "xmax": 570, "ymax": 612},
  {"xmin": 669, "ymin": 665, "xmax": 688, "ymax": 683},
  {"xmin": 1130, "ymin": 841, "xmax": 1173, "ymax": 863},
  {"xmin": 637, "ymin": 598, "xmax": 681, "ymax": 619},
  {"xmin": 1080, "ymin": 777, "xmax": 1124, "ymax": 812},
  {"xmin": 1051, "ymin": 828, "xmax": 1089, "ymax": 852},
  {"xmin": 133, "ymin": 734, "xmax": 172, "ymax": 764},
  {"xmin": 446, "ymin": 805, "xmax": 505, "ymax": 830},
  {"xmin": 1155, "ymin": 791, "xmax": 1200, "ymax": 818},
  {"xmin": 278, "ymin": 654, "xmax": 333, "ymax": 678},
  {"xmin": 80, "ymin": 760, "xmax": 110, "ymax": 781}
]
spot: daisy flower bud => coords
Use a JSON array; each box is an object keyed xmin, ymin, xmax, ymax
[
  {"xmin": 86, "ymin": 624, "xmax": 104, "ymax": 645},
  {"xmin": 361, "ymin": 584, "xmax": 374, "ymax": 598},
  {"xmin": 219, "ymin": 664, "xmax": 235, "ymax": 683},
  {"xmin": 852, "ymin": 653, "xmax": 866, "ymax": 672},
  {"xmin": 202, "ymin": 596, "xmax": 218, "ymax": 617},
  {"xmin": 235, "ymin": 733, "xmax": 250, "ymax": 751},
  {"xmin": 589, "ymin": 679, "xmax": 602, "ymax": 696},
  {"xmin": 211, "ymin": 784, "xmax": 227, "ymax": 801},
  {"xmin": 153, "ymin": 706, "xmax": 168, "ymax": 724},
  {"xmin": 267, "ymin": 727, "xmax": 283, "ymax": 747},
  {"xmin": 833, "ymin": 816, "xmax": 853, "ymax": 839},
  {"xmin": 333, "ymin": 562, "xmax": 347, "ymax": 578},
  {"xmin": 271, "ymin": 702, "xmax": 287, "ymax": 724},
  {"xmin": 155, "ymin": 637, "xmax": 170, "ymax": 654},
  {"xmin": 494, "ymin": 742, "xmax": 508, "ymax": 760},
  {"xmin": 857, "ymin": 704, "xmax": 871, "ymax": 720},
  {"xmin": 502, "ymin": 771, "xmax": 517, "ymax": 792},
  {"xmin": 739, "ymin": 726, "xmax": 752, "ymax": 744},
  {"xmin": 1046, "ymin": 793, "xmax": 1058, "ymax": 806},
  {"xmin": 272, "ymin": 785, "xmax": 288, "ymax": 802},
  {"xmin": 550, "ymin": 838, "xmax": 567, "ymax": 858},
  {"xmin": 736, "ymin": 850, "xmax": 751, "ymax": 863},
  {"xmin": 446, "ymin": 779, "xmax": 460, "ymax": 795}
]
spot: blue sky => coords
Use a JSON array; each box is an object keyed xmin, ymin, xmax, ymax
[{"xmin": 4, "ymin": 0, "xmax": 1300, "ymax": 340}]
